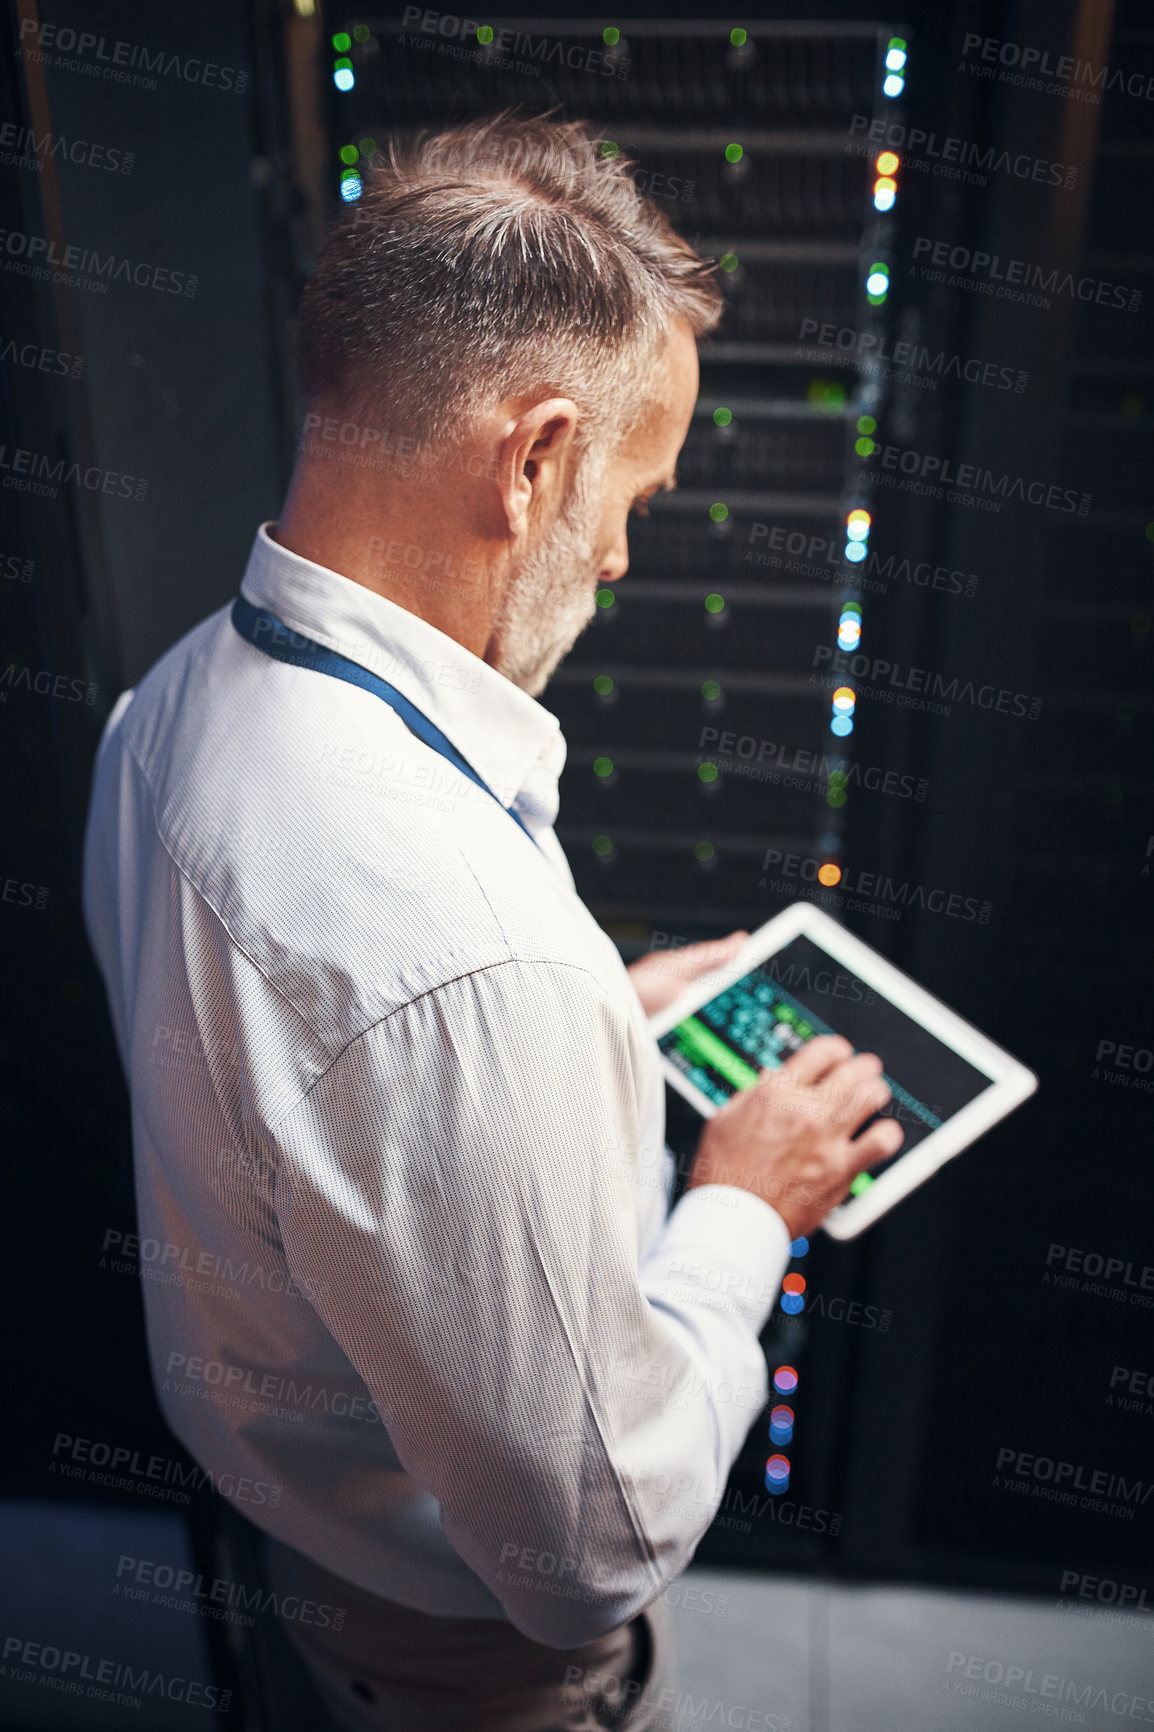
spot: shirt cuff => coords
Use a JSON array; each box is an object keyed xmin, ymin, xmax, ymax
[{"xmin": 641, "ymin": 1183, "xmax": 793, "ymax": 1336}]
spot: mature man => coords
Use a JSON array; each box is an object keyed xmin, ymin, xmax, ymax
[{"xmin": 82, "ymin": 116, "xmax": 902, "ymax": 1731}]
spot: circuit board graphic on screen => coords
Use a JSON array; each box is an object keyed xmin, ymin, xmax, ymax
[{"xmin": 657, "ymin": 967, "xmax": 830, "ymax": 1107}]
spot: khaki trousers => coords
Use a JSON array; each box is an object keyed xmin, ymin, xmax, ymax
[{"xmin": 262, "ymin": 1534, "xmax": 675, "ymax": 1732}]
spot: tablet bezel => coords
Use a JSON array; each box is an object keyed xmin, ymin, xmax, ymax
[{"xmin": 647, "ymin": 901, "xmax": 1038, "ymax": 1238}]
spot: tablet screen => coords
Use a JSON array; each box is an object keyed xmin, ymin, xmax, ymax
[{"xmin": 656, "ymin": 934, "xmax": 995, "ymax": 1190}]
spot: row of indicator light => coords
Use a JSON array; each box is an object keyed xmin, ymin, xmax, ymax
[{"xmin": 766, "ymin": 1237, "xmax": 808, "ymax": 1494}]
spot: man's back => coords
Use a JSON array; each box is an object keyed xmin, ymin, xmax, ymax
[{"xmin": 82, "ymin": 528, "xmax": 764, "ymax": 1646}]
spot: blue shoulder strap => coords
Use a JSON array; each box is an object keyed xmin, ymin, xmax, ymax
[{"xmin": 230, "ymin": 594, "xmax": 539, "ymax": 849}]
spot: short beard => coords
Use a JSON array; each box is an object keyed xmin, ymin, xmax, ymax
[{"xmin": 489, "ymin": 450, "xmax": 607, "ymax": 698}]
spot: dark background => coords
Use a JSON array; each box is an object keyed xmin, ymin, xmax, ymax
[{"xmin": 1, "ymin": 0, "xmax": 1151, "ymax": 1720}]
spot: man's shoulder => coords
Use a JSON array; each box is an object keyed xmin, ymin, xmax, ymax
[{"xmin": 104, "ymin": 608, "xmax": 599, "ymax": 1051}]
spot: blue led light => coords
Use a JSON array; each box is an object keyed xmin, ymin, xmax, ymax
[
  {"xmin": 844, "ymin": 540, "xmax": 867, "ymax": 563},
  {"xmin": 781, "ymin": 1292, "xmax": 804, "ymax": 1315},
  {"xmin": 883, "ymin": 73, "xmax": 905, "ymax": 97},
  {"xmin": 334, "ymin": 66, "xmax": 355, "ymax": 91},
  {"xmin": 831, "ymin": 715, "xmax": 854, "ymax": 737},
  {"xmin": 866, "ymin": 269, "xmax": 889, "ymax": 298},
  {"xmin": 885, "ymin": 47, "xmax": 907, "ymax": 71},
  {"xmin": 790, "ymin": 1237, "xmax": 809, "ymax": 1257},
  {"xmin": 873, "ymin": 182, "xmax": 896, "ymax": 212},
  {"xmin": 769, "ymin": 1423, "xmax": 793, "ymax": 1446},
  {"xmin": 340, "ymin": 175, "xmax": 363, "ymax": 201}
]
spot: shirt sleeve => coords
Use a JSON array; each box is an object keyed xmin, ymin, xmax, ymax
[{"xmin": 270, "ymin": 956, "xmax": 790, "ymax": 1648}]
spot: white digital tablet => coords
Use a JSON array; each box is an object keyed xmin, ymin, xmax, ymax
[{"xmin": 648, "ymin": 902, "xmax": 1037, "ymax": 1238}]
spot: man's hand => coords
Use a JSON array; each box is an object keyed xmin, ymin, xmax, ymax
[
  {"xmin": 627, "ymin": 930, "xmax": 749, "ymax": 1020},
  {"xmin": 687, "ymin": 1035, "xmax": 904, "ymax": 1240}
]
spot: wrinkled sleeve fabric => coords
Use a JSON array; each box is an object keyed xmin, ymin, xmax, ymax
[{"xmin": 271, "ymin": 957, "xmax": 790, "ymax": 1647}]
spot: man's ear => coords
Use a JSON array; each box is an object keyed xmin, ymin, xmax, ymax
[{"xmin": 496, "ymin": 398, "xmax": 580, "ymax": 537}]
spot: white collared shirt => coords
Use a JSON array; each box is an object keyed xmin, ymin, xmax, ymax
[{"xmin": 81, "ymin": 523, "xmax": 791, "ymax": 1646}]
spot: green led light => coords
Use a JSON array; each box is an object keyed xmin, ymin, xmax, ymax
[
  {"xmin": 724, "ymin": 143, "xmax": 744, "ymax": 164},
  {"xmin": 334, "ymin": 55, "xmax": 352, "ymax": 70},
  {"xmin": 730, "ymin": 27, "xmax": 747, "ymax": 46},
  {"xmin": 888, "ymin": 36, "xmax": 907, "ymax": 50},
  {"xmin": 807, "ymin": 379, "xmax": 846, "ymax": 410},
  {"xmin": 828, "ymin": 769, "xmax": 848, "ymax": 787},
  {"xmin": 826, "ymin": 787, "xmax": 847, "ymax": 808},
  {"xmin": 1145, "ymin": 523, "xmax": 1154, "ymax": 541},
  {"xmin": 592, "ymin": 834, "xmax": 613, "ymax": 856},
  {"xmin": 601, "ymin": 140, "xmax": 619, "ymax": 158},
  {"xmin": 855, "ymin": 436, "xmax": 875, "ymax": 457},
  {"xmin": 857, "ymin": 414, "xmax": 877, "ymax": 434},
  {"xmin": 698, "ymin": 762, "xmax": 719, "ymax": 783},
  {"xmin": 340, "ymin": 168, "xmax": 360, "ymax": 183},
  {"xmin": 352, "ymin": 23, "xmax": 371, "ymax": 42},
  {"xmin": 594, "ymin": 756, "xmax": 614, "ymax": 778},
  {"xmin": 596, "ymin": 587, "xmax": 615, "ymax": 609},
  {"xmin": 709, "ymin": 502, "xmax": 729, "ymax": 522},
  {"xmin": 849, "ymin": 1171, "xmax": 875, "ymax": 1195},
  {"xmin": 694, "ymin": 841, "xmax": 715, "ymax": 861},
  {"xmin": 359, "ymin": 136, "xmax": 378, "ymax": 155},
  {"xmin": 593, "ymin": 674, "xmax": 614, "ymax": 694},
  {"xmin": 477, "ymin": 24, "xmax": 494, "ymax": 43},
  {"xmin": 704, "ymin": 593, "xmax": 725, "ymax": 613},
  {"xmin": 332, "ymin": 31, "xmax": 352, "ymax": 51},
  {"xmin": 719, "ymin": 251, "xmax": 739, "ymax": 272},
  {"xmin": 339, "ymin": 144, "xmax": 359, "ymax": 165},
  {"xmin": 603, "ymin": 26, "xmax": 620, "ymax": 45},
  {"xmin": 701, "ymin": 679, "xmax": 721, "ymax": 700},
  {"xmin": 713, "ymin": 406, "xmax": 733, "ymax": 426}
]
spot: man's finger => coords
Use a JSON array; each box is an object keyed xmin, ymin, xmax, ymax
[
  {"xmin": 770, "ymin": 1033, "xmax": 853, "ymax": 1089},
  {"xmin": 844, "ymin": 1116, "xmax": 905, "ymax": 1178}
]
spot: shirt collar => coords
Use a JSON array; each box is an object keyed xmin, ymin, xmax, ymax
[{"xmin": 239, "ymin": 523, "xmax": 566, "ymax": 826}]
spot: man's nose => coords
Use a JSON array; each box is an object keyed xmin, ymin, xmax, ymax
[{"xmin": 599, "ymin": 529, "xmax": 630, "ymax": 584}]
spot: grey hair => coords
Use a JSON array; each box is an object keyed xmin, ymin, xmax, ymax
[{"xmin": 296, "ymin": 112, "xmax": 722, "ymax": 453}]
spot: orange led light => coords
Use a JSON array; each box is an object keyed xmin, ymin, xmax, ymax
[
  {"xmin": 876, "ymin": 151, "xmax": 899, "ymax": 176},
  {"xmin": 818, "ymin": 863, "xmax": 842, "ymax": 887}
]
